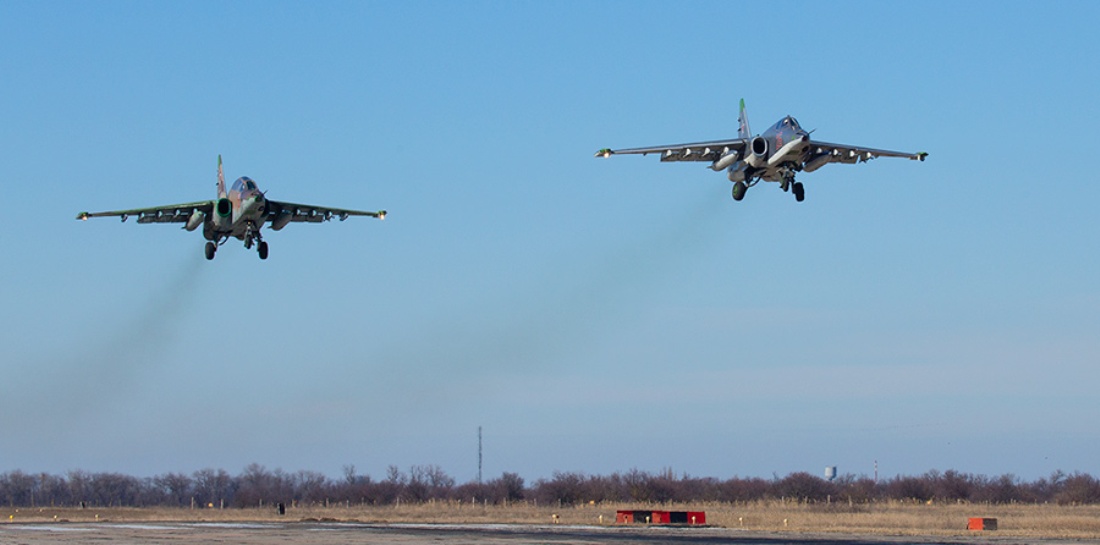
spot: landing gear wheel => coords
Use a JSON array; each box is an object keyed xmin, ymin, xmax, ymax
[
  {"xmin": 793, "ymin": 182, "xmax": 805, "ymax": 202},
  {"xmin": 732, "ymin": 181, "xmax": 747, "ymax": 201},
  {"xmin": 258, "ymin": 241, "xmax": 269, "ymax": 260},
  {"xmin": 204, "ymin": 241, "xmax": 216, "ymax": 260}
]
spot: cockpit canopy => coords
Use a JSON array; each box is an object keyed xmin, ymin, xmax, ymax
[
  {"xmin": 774, "ymin": 116, "xmax": 801, "ymax": 131},
  {"xmin": 233, "ymin": 176, "xmax": 259, "ymax": 193}
]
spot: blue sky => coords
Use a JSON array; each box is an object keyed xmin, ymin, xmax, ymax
[{"xmin": 2, "ymin": 1, "xmax": 1098, "ymax": 483}]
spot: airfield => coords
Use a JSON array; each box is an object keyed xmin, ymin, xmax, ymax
[
  {"xmin": 3, "ymin": 503, "xmax": 1100, "ymax": 545},
  {"xmin": 3, "ymin": 520, "xmax": 1098, "ymax": 545}
]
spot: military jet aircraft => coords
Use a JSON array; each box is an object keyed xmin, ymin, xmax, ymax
[
  {"xmin": 596, "ymin": 99, "xmax": 927, "ymax": 202},
  {"xmin": 77, "ymin": 156, "xmax": 386, "ymax": 260}
]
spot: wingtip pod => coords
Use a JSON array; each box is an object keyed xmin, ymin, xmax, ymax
[
  {"xmin": 378, "ymin": 210, "xmax": 387, "ymax": 220},
  {"xmin": 595, "ymin": 148, "xmax": 613, "ymax": 158},
  {"xmin": 76, "ymin": 211, "xmax": 90, "ymax": 221},
  {"xmin": 917, "ymin": 152, "xmax": 929, "ymax": 161}
]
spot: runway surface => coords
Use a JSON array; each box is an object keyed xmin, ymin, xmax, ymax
[{"xmin": 1, "ymin": 521, "xmax": 1055, "ymax": 545}]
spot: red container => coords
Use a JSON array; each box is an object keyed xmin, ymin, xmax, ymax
[{"xmin": 968, "ymin": 517, "xmax": 997, "ymax": 531}]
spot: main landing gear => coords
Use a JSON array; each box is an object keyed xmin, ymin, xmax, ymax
[
  {"xmin": 243, "ymin": 238, "xmax": 269, "ymax": 260},
  {"xmin": 732, "ymin": 177, "xmax": 804, "ymax": 202},
  {"xmin": 732, "ymin": 181, "xmax": 747, "ymax": 201},
  {"xmin": 204, "ymin": 227, "xmax": 269, "ymax": 261},
  {"xmin": 204, "ymin": 239, "xmax": 268, "ymax": 260}
]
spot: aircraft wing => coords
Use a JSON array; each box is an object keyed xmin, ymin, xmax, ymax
[
  {"xmin": 806, "ymin": 140, "xmax": 928, "ymax": 164},
  {"xmin": 264, "ymin": 200, "xmax": 386, "ymax": 224},
  {"xmin": 76, "ymin": 201, "xmax": 214, "ymax": 223},
  {"xmin": 595, "ymin": 139, "xmax": 748, "ymax": 163}
]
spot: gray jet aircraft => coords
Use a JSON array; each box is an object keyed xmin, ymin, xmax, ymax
[
  {"xmin": 596, "ymin": 99, "xmax": 927, "ymax": 202},
  {"xmin": 77, "ymin": 156, "xmax": 386, "ymax": 260}
]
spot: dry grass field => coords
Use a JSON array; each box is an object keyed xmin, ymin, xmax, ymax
[{"xmin": 4, "ymin": 500, "xmax": 1100, "ymax": 539}]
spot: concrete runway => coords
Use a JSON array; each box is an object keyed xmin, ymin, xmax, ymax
[{"xmin": 0, "ymin": 521, "xmax": 1052, "ymax": 545}]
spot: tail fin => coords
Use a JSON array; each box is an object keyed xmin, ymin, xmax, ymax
[
  {"xmin": 737, "ymin": 98, "xmax": 752, "ymax": 139},
  {"xmin": 217, "ymin": 155, "xmax": 227, "ymax": 199}
]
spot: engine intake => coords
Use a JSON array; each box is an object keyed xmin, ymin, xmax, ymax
[
  {"xmin": 216, "ymin": 198, "xmax": 232, "ymax": 218},
  {"xmin": 745, "ymin": 136, "xmax": 769, "ymax": 168},
  {"xmin": 751, "ymin": 136, "xmax": 768, "ymax": 157}
]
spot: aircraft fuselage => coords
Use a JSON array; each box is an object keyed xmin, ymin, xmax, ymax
[
  {"xmin": 205, "ymin": 176, "xmax": 267, "ymax": 243},
  {"xmin": 734, "ymin": 116, "xmax": 812, "ymax": 183}
]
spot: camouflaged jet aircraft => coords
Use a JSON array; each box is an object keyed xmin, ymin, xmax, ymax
[
  {"xmin": 77, "ymin": 156, "xmax": 386, "ymax": 260},
  {"xmin": 596, "ymin": 99, "xmax": 927, "ymax": 202}
]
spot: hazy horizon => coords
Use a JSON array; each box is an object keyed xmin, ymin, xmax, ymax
[{"xmin": 2, "ymin": 1, "xmax": 1097, "ymax": 483}]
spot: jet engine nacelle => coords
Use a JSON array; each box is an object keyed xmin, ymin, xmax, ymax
[
  {"xmin": 184, "ymin": 210, "xmax": 205, "ymax": 231},
  {"xmin": 744, "ymin": 136, "xmax": 769, "ymax": 168},
  {"xmin": 213, "ymin": 197, "xmax": 233, "ymax": 228},
  {"xmin": 710, "ymin": 151, "xmax": 740, "ymax": 172},
  {"xmin": 271, "ymin": 211, "xmax": 293, "ymax": 231},
  {"xmin": 802, "ymin": 152, "xmax": 832, "ymax": 173},
  {"xmin": 215, "ymin": 197, "xmax": 232, "ymax": 216}
]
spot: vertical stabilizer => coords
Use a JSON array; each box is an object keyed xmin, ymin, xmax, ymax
[
  {"xmin": 738, "ymin": 98, "xmax": 752, "ymax": 139},
  {"xmin": 217, "ymin": 155, "xmax": 226, "ymax": 199}
]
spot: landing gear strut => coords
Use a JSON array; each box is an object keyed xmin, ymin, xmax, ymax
[
  {"xmin": 778, "ymin": 162, "xmax": 805, "ymax": 201},
  {"xmin": 243, "ymin": 221, "xmax": 269, "ymax": 260}
]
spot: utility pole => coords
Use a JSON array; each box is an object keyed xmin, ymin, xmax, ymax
[{"xmin": 478, "ymin": 426, "xmax": 483, "ymax": 484}]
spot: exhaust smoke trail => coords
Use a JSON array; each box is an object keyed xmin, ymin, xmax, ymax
[
  {"xmin": 370, "ymin": 192, "xmax": 732, "ymax": 408},
  {"xmin": 2, "ymin": 252, "xmax": 210, "ymax": 430}
]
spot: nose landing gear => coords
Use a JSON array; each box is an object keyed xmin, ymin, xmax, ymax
[{"xmin": 243, "ymin": 221, "xmax": 269, "ymax": 260}]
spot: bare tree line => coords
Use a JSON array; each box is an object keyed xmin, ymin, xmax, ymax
[{"xmin": 1, "ymin": 466, "xmax": 1098, "ymax": 508}]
